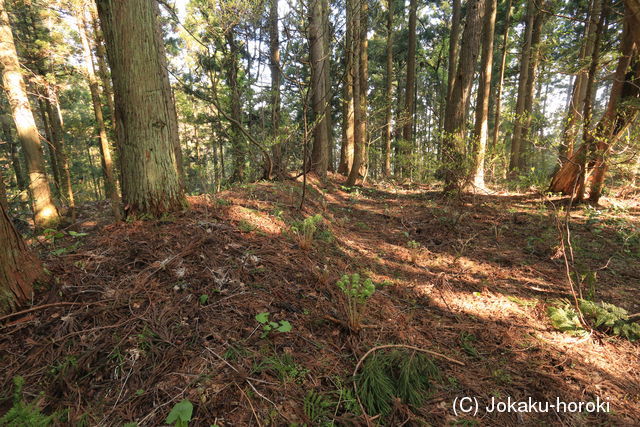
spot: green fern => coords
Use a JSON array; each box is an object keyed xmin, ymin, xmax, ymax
[
  {"xmin": 547, "ymin": 299, "xmax": 640, "ymax": 341},
  {"xmin": 303, "ymin": 390, "xmax": 334, "ymax": 424}
]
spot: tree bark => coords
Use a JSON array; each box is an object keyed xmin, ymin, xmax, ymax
[
  {"xmin": 490, "ymin": 0, "xmax": 512, "ymax": 152},
  {"xmin": 472, "ymin": 0, "xmax": 497, "ymax": 188},
  {"xmin": 0, "ymin": 0, "xmax": 58, "ymax": 227},
  {"xmin": 0, "ymin": 197, "xmax": 41, "ymax": 315},
  {"xmin": 346, "ymin": 0, "xmax": 368, "ymax": 186},
  {"xmin": 383, "ymin": 0, "xmax": 394, "ymax": 177},
  {"xmin": 225, "ymin": 29, "xmax": 246, "ymax": 183},
  {"xmin": 508, "ymin": 0, "xmax": 535, "ymax": 175},
  {"xmin": 268, "ymin": 0, "xmax": 283, "ymax": 179},
  {"xmin": 78, "ymin": 8, "xmax": 121, "ymax": 221},
  {"xmin": 322, "ymin": 0, "xmax": 334, "ymax": 172},
  {"xmin": 446, "ymin": 0, "xmax": 462, "ymax": 106},
  {"xmin": 309, "ymin": 0, "xmax": 329, "ymax": 178},
  {"xmin": 338, "ymin": 0, "xmax": 355, "ymax": 175},
  {"xmin": 96, "ymin": 0, "xmax": 185, "ymax": 217},
  {"xmin": 1, "ymin": 114, "xmax": 27, "ymax": 193},
  {"xmin": 401, "ymin": 0, "xmax": 417, "ymax": 175},
  {"xmin": 442, "ymin": 0, "xmax": 486, "ymax": 191}
]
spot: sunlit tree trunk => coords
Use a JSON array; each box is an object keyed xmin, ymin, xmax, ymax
[
  {"xmin": 78, "ymin": 9, "xmax": 121, "ymax": 221},
  {"xmin": 346, "ymin": 0, "xmax": 368, "ymax": 186},
  {"xmin": 472, "ymin": 0, "xmax": 497, "ymax": 188},
  {"xmin": 0, "ymin": 0, "xmax": 58, "ymax": 227},
  {"xmin": 0, "ymin": 194, "xmax": 42, "ymax": 315},
  {"xmin": 338, "ymin": 0, "xmax": 355, "ymax": 175},
  {"xmin": 96, "ymin": 0, "xmax": 185, "ymax": 216}
]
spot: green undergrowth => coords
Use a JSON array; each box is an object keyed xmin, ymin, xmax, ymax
[
  {"xmin": 548, "ymin": 299, "xmax": 640, "ymax": 341},
  {"xmin": 355, "ymin": 349, "xmax": 440, "ymax": 418}
]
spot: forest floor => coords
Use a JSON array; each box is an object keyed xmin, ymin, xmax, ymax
[{"xmin": 1, "ymin": 174, "xmax": 639, "ymax": 426}]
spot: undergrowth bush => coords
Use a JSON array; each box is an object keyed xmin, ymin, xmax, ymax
[
  {"xmin": 291, "ymin": 214, "xmax": 323, "ymax": 250},
  {"xmin": 356, "ymin": 349, "xmax": 440, "ymax": 417},
  {"xmin": 548, "ymin": 299, "xmax": 640, "ymax": 341},
  {"xmin": 336, "ymin": 273, "xmax": 375, "ymax": 330},
  {"xmin": 0, "ymin": 376, "xmax": 56, "ymax": 426}
]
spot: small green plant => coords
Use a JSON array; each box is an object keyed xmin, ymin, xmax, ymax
[
  {"xmin": 255, "ymin": 312, "xmax": 292, "ymax": 338},
  {"xmin": 165, "ymin": 399, "xmax": 193, "ymax": 427},
  {"xmin": 253, "ymin": 352, "xmax": 308, "ymax": 383},
  {"xmin": 406, "ymin": 240, "xmax": 421, "ymax": 263},
  {"xmin": 303, "ymin": 390, "xmax": 334, "ymax": 424},
  {"xmin": 199, "ymin": 294, "xmax": 209, "ymax": 305},
  {"xmin": 0, "ymin": 376, "xmax": 56, "ymax": 426},
  {"xmin": 291, "ymin": 214, "xmax": 323, "ymax": 250},
  {"xmin": 336, "ymin": 273, "xmax": 375, "ymax": 330},
  {"xmin": 356, "ymin": 349, "xmax": 440, "ymax": 418},
  {"xmin": 548, "ymin": 299, "xmax": 640, "ymax": 341},
  {"xmin": 459, "ymin": 332, "xmax": 480, "ymax": 358}
]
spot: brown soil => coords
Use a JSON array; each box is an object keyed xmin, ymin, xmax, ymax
[{"xmin": 1, "ymin": 174, "xmax": 639, "ymax": 426}]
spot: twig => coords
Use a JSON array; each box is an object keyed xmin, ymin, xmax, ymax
[
  {"xmin": 0, "ymin": 301, "xmax": 104, "ymax": 324},
  {"xmin": 235, "ymin": 382, "xmax": 263, "ymax": 427}
]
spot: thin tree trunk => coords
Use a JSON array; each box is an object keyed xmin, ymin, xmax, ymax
[
  {"xmin": 383, "ymin": 0, "xmax": 393, "ymax": 177},
  {"xmin": 1, "ymin": 115, "xmax": 27, "ymax": 193},
  {"xmin": 78, "ymin": 9, "xmax": 121, "ymax": 221},
  {"xmin": 268, "ymin": 0, "xmax": 283, "ymax": 179},
  {"xmin": 472, "ymin": 0, "xmax": 497, "ymax": 188},
  {"xmin": 225, "ymin": 29, "xmax": 245, "ymax": 183},
  {"xmin": 559, "ymin": 0, "xmax": 600, "ymax": 162},
  {"xmin": 401, "ymin": 0, "xmax": 417, "ymax": 168},
  {"xmin": 508, "ymin": 0, "xmax": 535, "ymax": 175},
  {"xmin": 322, "ymin": 0, "xmax": 334, "ymax": 172},
  {"xmin": 446, "ymin": 0, "xmax": 462, "ymax": 106},
  {"xmin": 0, "ymin": 0, "xmax": 58, "ymax": 227},
  {"xmin": 490, "ymin": 0, "xmax": 512, "ymax": 152},
  {"xmin": 96, "ymin": 0, "xmax": 185, "ymax": 216}
]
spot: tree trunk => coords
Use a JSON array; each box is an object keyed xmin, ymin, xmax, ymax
[
  {"xmin": 559, "ymin": 0, "xmax": 600, "ymax": 162},
  {"xmin": 309, "ymin": 0, "xmax": 329, "ymax": 178},
  {"xmin": 401, "ymin": 0, "xmax": 417, "ymax": 169},
  {"xmin": 0, "ymin": 198, "xmax": 42, "ymax": 315},
  {"xmin": 383, "ymin": 0, "xmax": 393, "ymax": 177},
  {"xmin": 490, "ymin": 0, "xmax": 512, "ymax": 152},
  {"xmin": 446, "ymin": 0, "xmax": 462, "ymax": 106},
  {"xmin": 46, "ymin": 89, "xmax": 75, "ymax": 219},
  {"xmin": 225, "ymin": 29, "xmax": 246, "ymax": 183},
  {"xmin": 96, "ymin": 0, "xmax": 185, "ymax": 216},
  {"xmin": 549, "ymin": 2, "xmax": 639, "ymax": 201},
  {"xmin": 508, "ymin": 0, "xmax": 535, "ymax": 175},
  {"xmin": 1, "ymin": 114, "xmax": 27, "ymax": 193},
  {"xmin": 78, "ymin": 9, "xmax": 121, "ymax": 221},
  {"xmin": 472, "ymin": 0, "xmax": 497, "ymax": 188},
  {"xmin": 322, "ymin": 0, "xmax": 334, "ymax": 172},
  {"xmin": 0, "ymin": 0, "xmax": 59, "ymax": 227},
  {"xmin": 442, "ymin": 0, "xmax": 486, "ymax": 191},
  {"xmin": 338, "ymin": 0, "xmax": 355, "ymax": 175},
  {"xmin": 268, "ymin": 0, "xmax": 283, "ymax": 179},
  {"xmin": 346, "ymin": 0, "xmax": 368, "ymax": 186}
]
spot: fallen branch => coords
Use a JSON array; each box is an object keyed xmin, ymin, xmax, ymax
[{"xmin": 0, "ymin": 301, "xmax": 105, "ymax": 325}]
